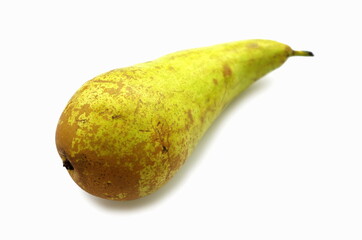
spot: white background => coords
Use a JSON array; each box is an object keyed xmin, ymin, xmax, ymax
[{"xmin": 1, "ymin": 0, "xmax": 361, "ymax": 239}]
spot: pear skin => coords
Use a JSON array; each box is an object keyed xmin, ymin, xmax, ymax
[{"xmin": 55, "ymin": 39, "xmax": 313, "ymax": 200}]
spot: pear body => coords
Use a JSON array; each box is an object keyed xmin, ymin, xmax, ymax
[{"xmin": 56, "ymin": 40, "xmax": 296, "ymax": 200}]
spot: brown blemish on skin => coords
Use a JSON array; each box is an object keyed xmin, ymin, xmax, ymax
[
  {"xmin": 134, "ymin": 99, "xmax": 143, "ymax": 115},
  {"xmin": 223, "ymin": 64, "xmax": 232, "ymax": 78},
  {"xmin": 93, "ymin": 80, "xmax": 115, "ymax": 83},
  {"xmin": 183, "ymin": 110, "xmax": 194, "ymax": 131},
  {"xmin": 112, "ymin": 115, "xmax": 123, "ymax": 119},
  {"xmin": 105, "ymin": 87, "xmax": 120, "ymax": 95},
  {"xmin": 152, "ymin": 119, "xmax": 172, "ymax": 155},
  {"xmin": 247, "ymin": 42, "xmax": 259, "ymax": 49},
  {"xmin": 162, "ymin": 145, "xmax": 168, "ymax": 153},
  {"xmin": 187, "ymin": 110, "xmax": 194, "ymax": 124},
  {"xmin": 213, "ymin": 78, "xmax": 218, "ymax": 85}
]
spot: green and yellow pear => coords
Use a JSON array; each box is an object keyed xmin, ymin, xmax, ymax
[{"xmin": 55, "ymin": 39, "xmax": 313, "ymax": 200}]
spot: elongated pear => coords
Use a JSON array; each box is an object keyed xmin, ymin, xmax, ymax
[{"xmin": 55, "ymin": 39, "xmax": 313, "ymax": 200}]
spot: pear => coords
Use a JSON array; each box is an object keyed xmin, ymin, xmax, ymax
[{"xmin": 55, "ymin": 39, "xmax": 313, "ymax": 200}]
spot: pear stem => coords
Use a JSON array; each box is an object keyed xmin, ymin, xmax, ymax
[{"xmin": 291, "ymin": 50, "xmax": 314, "ymax": 57}]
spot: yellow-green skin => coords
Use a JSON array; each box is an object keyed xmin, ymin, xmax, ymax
[{"xmin": 56, "ymin": 39, "xmax": 297, "ymax": 200}]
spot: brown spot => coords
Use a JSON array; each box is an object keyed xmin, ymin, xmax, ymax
[
  {"xmin": 134, "ymin": 99, "xmax": 143, "ymax": 115},
  {"xmin": 213, "ymin": 78, "xmax": 218, "ymax": 85},
  {"xmin": 152, "ymin": 119, "xmax": 171, "ymax": 155},
  {"xmin": 200, "ymin": 114, "xmax": 206, "ymax": 124},
  {"xmin": 162, "ymin": 145, "xmax": 168, "ymax": 153},
  {"xmin": 112, "ymin": 115, "xmax": 122, "ymax": 119},
  {"xmin": 93, "ymin": 80, "xmax": 115, "ymax": 83},
  {"xmin": 139, "ymin": 129, "xmax": 151, "ymax": 132},
  {"xmin": 105, "ymin": 87, "xmax": 120, "ymax": 95},
  {"xmin": 126, "ymin": 86, "xmax": 134, "ymax": 95},
  {"xmin": 247, "ymin": 42, "xmax": 259, "ymax": 49},
  {"xmin": 187, "ymin": 110, "xmax": 194, "ymax": 124},
  {"xmin": 223, "ymin": 64, "xmax": 232, "ymax": 78}
]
